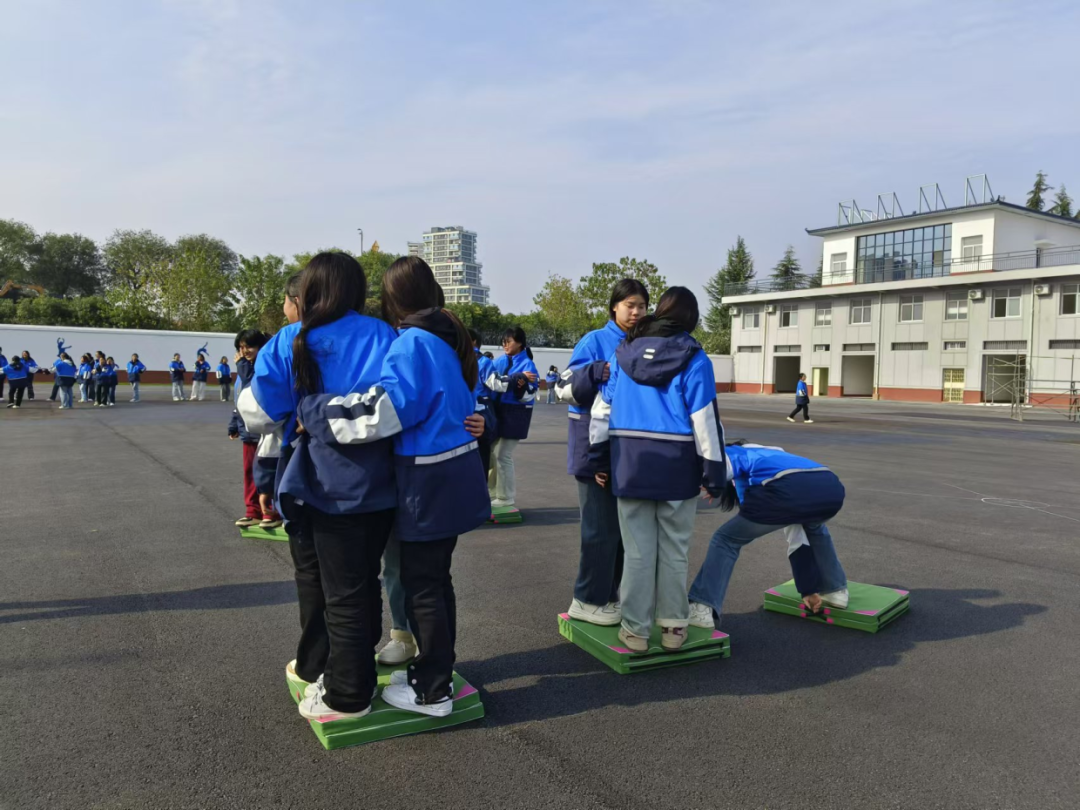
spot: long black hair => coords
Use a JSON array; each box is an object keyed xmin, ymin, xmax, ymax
[
  {"xmin": 501, "ymin": 326, "xmax": 534, "ymax": 360},
  {"xmin": 626, "ymin": 286, "xmax": 699, "ymax": 342},
  {"xmin": 717, "ymin": 439, "xmax": 748, "ymax": 511},
  {"xmin": 609, "ymin": 278, "xmax": 649, "ymax": 319},
  {"xmin": 293, "ymin": 252, "xmax": 367, "ymax": 394}
]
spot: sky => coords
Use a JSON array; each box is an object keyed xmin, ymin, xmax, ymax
[{"xmin": 2, "ymin": 0, "xmax": 1079, "ymax": 311}]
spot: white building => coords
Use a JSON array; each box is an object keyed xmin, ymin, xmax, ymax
[
  {"xmin": 415, "ymin": 226, "xmax": 490, "ymax": 305},
  {"xmin": 724, "ymin": 195, "xmax": 1080, "ymax": 405}
]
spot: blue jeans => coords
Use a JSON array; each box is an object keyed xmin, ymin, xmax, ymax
[
  {"xmin": 547, "ymin": 388, "xmax": 555, "ymax": 404},
  {"xmin": 58, "ymin": 384, "xmax": 73, "ymax": 408},
  {"xmin": 130, "ymin": 381, "xmax": 140, "ymax": 401},
  {"xmin": 382, "ymin": 536, "xmax": 410, "ymax": 632},
  {"xmin": 574, "ymin": 478, "xmax": 623, "ymax": 605},
  {"xmin": 688, "ymin": 514, "xmax": 847, "ymax": 624}
]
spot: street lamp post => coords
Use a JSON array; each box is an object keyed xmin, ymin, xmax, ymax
[{"xmin": 357, "ymin": 228, "xmax": 364, "ymax": 254}]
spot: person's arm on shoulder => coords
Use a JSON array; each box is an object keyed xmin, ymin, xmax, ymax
[{"xmin": 684, "ymin": 353, "xmax": 730, "ymax": 497}]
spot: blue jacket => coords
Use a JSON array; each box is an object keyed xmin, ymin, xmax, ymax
[
  {"xmin": 555, "ymin": 320, "xmax": 625, "ymax": 477},
  {"xmin": 193, "ymin": 360, "xmax": 210, "ymax": 382},
  {"xmin": 727, "ymin": 444, "xmax": 844, "ymax": 526},
  {"xmin": 238, "ymin": 310, "xmax": 398, "ymax": 518},
  {"xmin": 52, "ymin": 359, "xmax": 77, "ymax": 379},
  {"xmin": 78, "ymin": 362, "xmax": 94, "ymax": 381},
  {"xmin": 474, "ymin": 350, "xmax": 495, "ymax": 403},
  {"xmin": 216, "ymin": 363, "xmax": 231, "ymax": 381},
  {"xmin": 486, "ymin": 351, "xmax": 538, "ymax": 440},
  {"xmin": 545, "ymin": 372, "xmax": 558, "ymax": 386},
  {"xmin": 169, "ymin": 361, "xmax": 186, "ymax": 382},
  {"xmin": 229, "ymin": 358, "xmax": 257, "ymax": 442},
  {"xmin": 0, "ymin": 353, "xmax": 6, "ymax": 369},
  {"xmin": 796, "ymin": 380, "xmax": 809, "ymax": 404},
  {"xmin": 2, "ymin": 362, "xmax": 27, "ymax": 381},
  {"xmin": 591, "ymin": 331, "xmax": 729, "ymax": 501},
  {"xmin": 22, "ymin": 356, "xmax": 37, "ymax": 374},
  {"xmin": 127, "ymin": 361, "xmax": 146, "ymax": 381},
  {"xmin": 297, "ymin": 315, "xmax": 489, "ymax": 542},
  {"xmin": 95, "ymin": 362, "xmax": 117, "ymax": 383}
]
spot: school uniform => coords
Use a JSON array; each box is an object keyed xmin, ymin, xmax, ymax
[
  {"xmin": 545, "ymin": 371, "xmax": 558, "ymax": 403},
  {"xmin": 169, "ymin": 361, "xmax": 186, "ymax": 400},
  {"xmin": 51, "ymin": 358, "xmax": 77, "ymax": 408},
  {"xmin": 472, "ymin": 349, "xmax": 498, "ymax": 480},
  {"xmin": 93, "ymin": 362, "xmax": 115, "ymax": 405},
  {"xmin": 190, "ymin": 360, "xmax": 211, "ymax": 401},
  {"xmin": 554, "ymin": 320, "xmax": 627, "ymax": 609},
  {"xmin": 789, "ymin": 379, "xmax": 811, "ymax": 422},
  {"xmin": 238, "ymin": 310, "xmax": 398, "ymax": 715},
  {"xmin": 3, "ymin": 361, "xmax": 28, "ymax": 406},
  {"xmin": 216, "ymin": 362, "xmax": 232, "ymax": 401},
  {"xmin": 229, "ymin": 359, "xmax": 263, "ymax": 520},
  {"xmin": 484, "ymin": 351, "xmax": 538, "ymax": 505},
  {"xmin": 78, "ymin": 362, "xmax": 94, "ymax": 402},
  {"xmin": 688, "ymin": 444, "xmax": 848, "ymax": 621},
  {"xmin": 0, "ymin": 352, "xmax": 7, "ymax": 399},
  {"xmin": 127, "ymin": 360, "xmax": 146, "ymax": 402},
  {"xmin": 22, "ymin": 356, "xmax": 37, "ymax": 400},
  {"xmin": 590, "ymin": 326, "xmax": 729, "ymax": 639}
]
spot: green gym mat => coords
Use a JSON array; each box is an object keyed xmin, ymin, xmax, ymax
[
  {"xmin": 558, "ymin": 613, "xmax": 730, "ymax": 675},
  {"xmin": 487, "ymin": 504, "xmax": 523, "ymax": 524},
  {"xmin": 287, "ymin": 664, "xmax": 484, "ymax": 750},
  {"xmin": 240, "ymin": 525, "xmax": 288, "ymax": 542},
  {"xmin": 763, "ymin": 580, "xmax": 910, "ymax": 633}
]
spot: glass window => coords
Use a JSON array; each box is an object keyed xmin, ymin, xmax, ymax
[
  {"xmin": 945, "ymin": 290, "xmax": 969, "ymax": 321},
  {"xmin": 855, "ymin": 222, "xmax": 953, "ymax": 283},
  {"xmin": 813, "ymin": 343, "xmax": 831, "ymax": 351},
  {"xmin": 992, "ymin": 287, "xmax": 1022, "ymax": 319},
  {"xmin": 780, "ymin": 303, "xmax": 798, "ymax": 328},
  {"xmin": 850, "ymin": 297, "xmax": 872, "ymax": 325},
  {"xmin": 830, "ymin": 253, "xmax": 847, "ymax": 276},
  {"xmin": 815, "ymin": 303, "xmax": 832, "ymax": 326},
  {"xmin": 1061, "ymin": 284, "xmax": 1080, "ymax": 316},
  {"xmin": 899, "ymin": 294, "xmax": 923, "ymax": 322},
  {"xmin": 742, "ymin": 307, "xmax": 761, "ymax": 329}
]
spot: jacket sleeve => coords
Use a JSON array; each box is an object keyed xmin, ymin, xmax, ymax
[
  {"xmin": 684, "ymin": 353, "xmax": 730, "ymax": 497},
  {"xmin": 237, "ymin": 336, "xmax": 292, "ymax": 435},
  {"xmin": 586, "ymin": 361, "xmax": 619, "ymax": 471},
  {"xmin": 514, "ymin": 358, "xmax": 539, "ymax": 403},
  {"xmin": 554, "ymin": 360, "xmax": 608, "ymax": 407},
  {"xmin": 228, "ymin": 409, "xmax": 242, "ymax": 436}
]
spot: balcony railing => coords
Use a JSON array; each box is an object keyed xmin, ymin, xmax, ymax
[{"xmin": 722, "ymin": 245, "xmax": 1080, "ymax": 297}]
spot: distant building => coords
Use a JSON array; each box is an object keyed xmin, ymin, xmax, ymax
[{"xmin": 415, "ymin": 226, "xmax": 490, "ymax": 305}]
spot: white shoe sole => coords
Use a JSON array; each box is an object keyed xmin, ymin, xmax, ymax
[
  {"xmin": 382, "ymin": 685, "xmax": 452, "ymax": 717},
  {"xmin": 567, "ymin": 604, "xmax": 622, "ymax": 626},
  {"xmin": 377, "ymin": 648, "xmax": 417, "ymax": 666},
  {"xmin": 298, "ymin": 701, "xmax": 370, "ymax": 721}
]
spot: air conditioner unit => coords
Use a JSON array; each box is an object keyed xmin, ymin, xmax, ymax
[
  {"xmin": 729, "ymin": 306, "xmax": 741, "ymax": 316},
  {"xmin": 1034, "ymin": 283, "xmax": 1052, "ymax": 296},
  {"xmin": 764, "ymin": 304, "xmax": 776, "ymax": 314},
  {"xmin": 968, "ymin": 289, "xmax": 985, "ymax": 301}
]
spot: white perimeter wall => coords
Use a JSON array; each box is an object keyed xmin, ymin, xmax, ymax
[{"xmin": 482, "ymin": 346, "xmax": 733, "ymax": 388}]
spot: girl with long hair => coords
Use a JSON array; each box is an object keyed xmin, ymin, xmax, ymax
[
  {"xmin": 554, "ymin": 279, "xmax": 648, "ymax": 626},
  {"xmin": 485, "ymin": 326, "xmax": 539, "ymax": 508},
  {"xmin": 297, "ymin": 256, "xmax": 489, "ymax": 717},
  {"xmin": 589, "ymin": 287, "xmax": 729, "ymax": 653}
]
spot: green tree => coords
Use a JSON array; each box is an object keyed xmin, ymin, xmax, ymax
[
  {"xmin": 102, "ymin": 229, "xmax": 173, "ymax": 319},
  {"xmin": 0, "ymin": 219, "xmax": 41, "ymax": 283},
  {"xmin": 30, "ymin": 233, "xmax": 104, "ymax": 296},
  {"xmin": 532, "ymin": 273, "xmax": 591, "ymax": 347},
  {"xmin": 1049, "ymin": 185, "xmax": 1073, "ymax": 218},
  {"xmin": 445, "ymin": 303, "xmax": 508, "ymax": 343},
  {"xmin": 157, "ymin": 234, "xmax": 238, "ymax": 331},
  {"xmin": 231, "ymin": 253, "xmax": 288, "ymax": 332},
  {"xmin": 1026, "ymin": 170, "xmax": 1051, "ymax": 211},
  {"xmin": 578, "ymin": 257, "xmax": 668, "ymax": 326},
  {"xmin": 770, "ymin": 245, "xmax": 806, "ymax": 291},
  {"xmin": 702, "ymin": 236, "xmax": 755, "ymax": 354}
]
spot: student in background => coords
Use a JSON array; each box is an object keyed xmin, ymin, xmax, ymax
[
  {"xmin": 545, "ymin": 366, "xmax": 559, "ymax": 404},
  {"xmin": 485, "ymin": 326, "xmax": 539, "ymax": 509},
  {"xmin": 468, "ymin": 328, "xmax": 497, "ymax": 483},
  {"xmin": 51, "ymin": 353, "xmax": 78, "ymax": 409},
  {"xmin": 78, "ymin": 354, "xmax": 94, "ymax": 402},
  {"xmin": 169, "ymin": 354, "xmax": 186, "ymax": 401},
  {"xmin": 21, "ymin": 351, "xmax": 38, "ymax": 400},
  {"xmin": 93, "ymin": 355, "xmax": 110, "ymax": 407},
  {"xmin": 230, "ymin": 330, "xmax": 280, "ymax": 529},
  {"xmin": 127, "ymin": 354, "xmax": 146, "ymax": 402},
  {"xmin": 589, "ymin": 287, "xmax": 729, "ymax": 653},
  {"xmin": 0, "ymin": 347, "xmax": 6, "ymax": 400},
  {"xmin": 190, "ymin": 353, "xmax": 210, "ymax": 401},
  {"xmin": 105, "ymin": 356, "xmax": 119, "ymax": 405},
  {"xmin": 787, "ymin": 373, "xmax": 813, "ymax": 423},
  {"xmin": 4, "ymin": 355, "xmax": 27, "ymax": 408},
  {"xmin": 216, "ymin": 356, "xmax": 232, "ymax": 401}
]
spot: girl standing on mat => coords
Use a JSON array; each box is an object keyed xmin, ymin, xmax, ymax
[
  {"xmin": 216, "ymin": 356, "xmax": 232, "ymax": 401},
  {"xmin": 589, "ymin": 287, "xmax": 729, "ymax": 653},
  {"xmin": 190, "ymin": 354, "xmax": 210, "ymax": 401},
  {"xmin": 485, "ymin": 326, "xmax": 539, "ymax": 509},
  {"xmin": 127, "ymin": 354, "xmax": 146, "ymax": 402},
  {"xmin": 554, "ymin": 279, "xmax": 649, "ymax": 627},
  {"xmin": 230, "ymin": 330, "xmax": 281, "ymax": 529},
  {"xmin": 687, "ymin": 441, "xmax": 848, "ymax": 627},
  {"xmin": 169, "ymin": 354, "xmax": 186, "ymax": 401},
  {"xmin": 296, "ymin": 255, "xmax": 489, "ymax": 718},
  {"xmin": 4, "ymin": 355, "xmax": 28, "ymax": 408}
]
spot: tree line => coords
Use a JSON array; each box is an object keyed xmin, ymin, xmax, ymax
[{"xmin": 1024, "ymin": 170, "xmax": 1080, "ymax": 218}]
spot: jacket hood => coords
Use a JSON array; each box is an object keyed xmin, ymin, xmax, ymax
[
  {"xmin": 615, "ymin": 331, "xmax": 700, "ymax": 387},
  {"xmin": 401, "ymin": 307, "xmax": 460, "ymax": 351}
]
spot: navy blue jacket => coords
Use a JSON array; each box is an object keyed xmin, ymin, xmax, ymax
[
  {"xmin": 229, "ymin": 358, "xmax": 257, "ymax": 443},
  {"xmin": 169, "ymin": 361, "xmax": 186, "ymax": 382},
  {"xmin": 127, "ymin": 360, "xmax": 146, "ymax": 381},
  {"xmin": 193, "ymin": 360, "xmax": 210, "ymax": 382},
  {"xmin": 728, "ymin": 444, "xmax": 844, "ymax": 526},
  {"xmin": 486, "ymin": 351, "xmax": 538, "ymax": 440},
  {"xmin": 591, "ymin": 332, "xmax": 729, "ymax": 501},
  {"xmin": 297, "ymin": 314, "xmax": 489, "ymax": 542}
]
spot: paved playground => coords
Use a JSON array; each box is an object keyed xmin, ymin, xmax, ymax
[{"xmin": 3, "ymin": 390, "xmax": 1078, "ymax": 809}]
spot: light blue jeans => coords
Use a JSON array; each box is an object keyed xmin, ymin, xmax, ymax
[
  {"xmin": 58, "ymin": 384, "xmax": 73, "ymax": 408},
  {"xmin": 382, "ymin": 536, "xmax": 410, "ymax": 632},
  {"xmin": 171, "ymin": 381, "xmax": 184, "ymax": 399},
  {"xmin": 130, "ymin": 381, "xmax": 140, "ymax": 402},
  {"xmin": 79, "ymin": 382, "xmax": 90, "ymax": 402},
  {"xmin": 688, "ymin": 515, "xmax": 847, "ymax": 625}
]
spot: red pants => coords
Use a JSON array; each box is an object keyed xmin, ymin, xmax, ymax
[{"xmin": 242, "ymin": 441, "xmax": 261, "ymax": 518}]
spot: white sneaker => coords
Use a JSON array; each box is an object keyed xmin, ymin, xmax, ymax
[
  {"xmin": 820, "ymin": 588, "xmax": 849, "ymax": 609},
  {"xmin": 805, "ymin": 419, "xmax": 814, "ymax": 424},
  {"xmin": 298, "ymin": 689, "xmax": 370, "ymax": 721},
  {"xmin": 786, "ymin": 417, "xmax": 795, "ymax": 422},
  {"xmin": 382, "ymin": 683, "xmax": 453, "ymax": 718},
  {"xmin": 567, "ymin": 598, "xmax": 622, "ymax": 626},
  {"xmin": 377, "ymin": 630, "xmax": 417, "ymax": 665},
  {"xmin": 388, "ymin": 669, "xmax": 456, "ymax": 696},
  {"xmin": 688, "ymin": 602, "xmax": 715, "ymax": 629},
  {"xmin": 173, "ymin": 397, "xmax": 180, "ymax": 401},
  {"xmin": 490, "ymin": 498, "xmax": 515, "ymax": 509},
  {"xmin": 285, "ymin": 659, "xmax": 311, "ymax": 692}
]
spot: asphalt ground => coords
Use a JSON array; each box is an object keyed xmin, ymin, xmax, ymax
[{"xmin": 2, "ymin": 387, "xmax": 1079, "ymax": 809}]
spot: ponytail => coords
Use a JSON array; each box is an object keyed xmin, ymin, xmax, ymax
[
  {"xmin": 293, "ymin": 252, "xmax": 367, "ymax": 395},
  {"xmin": 444, "ymin": 309, "xmax": 479, "ymax": 391}
]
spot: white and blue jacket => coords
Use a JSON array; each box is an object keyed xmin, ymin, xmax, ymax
[
  {"xmin": 2, "ymin": 361, "xmax": 27, "ymax": 381},
  {"xmin": 169, "ymin": 361, "xmax": 186, "ymax": 382},
  {"xmin": 193, "ymin": 360, "xmax": 211, "ymax": 382},
  {"xmin": 78, "ymin": 362, "xmax": 94, "ymax": 381},
  {"xmin": 127, "ymin": 360, "xmax": 146, "ymax": 381},
  {"xmin": 590, "ymin": 331, "xmax": 729, "ymax": 501},
  {"xmin": 795, "ymin": 379, "xmax": 809, "ymax": 404},
  {"xmin": 727, "ymin": 444, "xmax": 844, "ymax": 526},
  {"xmin": 554, "ymin": 320, "xmax": 625, "ymax": 477},
  {"xmin": 238, "ymin": 310, "xmax": 398, "ymax": 518},
  {"xmin": 296, "ymin": 314, "xmax": 489, "ymax": 542},
  {"xmin": 487, "ymin": 351, "xmax": 538, "ymax": 440},
  {"xmin": 52, "ymin": 358, "xmax": 77, "ymax": 380}
]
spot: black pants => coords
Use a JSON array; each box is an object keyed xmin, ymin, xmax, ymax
[
  {"xmin": 96, "ymin": 382, "xmax": 109, "ymax": 405},
  {"xmin": 25, "ymin": 373, "xmax": 34, "ymax": 400},
  {"xmin": 289, "ymin": 506, "xmax": 394, "ymax": 713},
  {"xmin": 86, "ymin": 379, "xmax": 96, "ymax": 400},
  {"xmin": 0, "ymin": 373, "xmax": 5, "ymax": 399},
  {"xmin": 8, "ymin": 382, "xmax": 25, "ymax": 406},
  {"xmin": 788, "ymin": 402, "xmax": 810, "ymax": 421},
  {"xmin": 219, "ymin": 381, "xmax": 231, "ymax": 401},
  {"xmin": 108, "ymin": 381, "xmax": 117, "ymax": 404},
  {"xmin": 49, "ymin": 381, "xmax": 59, "ymax": 401},
  {"xmin": 401, "ymin": 535, "xmax": 458, "ymax": 702}
]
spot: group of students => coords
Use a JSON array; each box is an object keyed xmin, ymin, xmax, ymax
[
  {"xmin": 0, "ymin": 348, "xmax": 145, "ymax": 409},
  {"xmin": 168, "ymin": 353, "xmax": 234, "ymax": 402},
  {"xmin": 554, "ymin": 282, "xmax": 850, "ymax": 652}
]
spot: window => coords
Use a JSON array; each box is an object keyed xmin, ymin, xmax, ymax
[
  {"xmin": 742, "ymin": 307, "xmax": 761, "ymax": 329},
  {"xmin": 855, "ymin": 223, "xmax": 952, "ymax": 282},
  {"xmin": 943, "ymin": 341, "xmax": 967, "ymax": 351},
  {"xmin": 779, "ymin": 303, "xmax": 798, "ymax": 328},
  {"xmin": 774, "ymin": 345, "xmax": 800, "ymax": 353},
  {"xmin": 992, "ymin": 287, "xmax": 1022, "ymax": 319},
  {"xmin": 899, "ymin": 294, "xmax": 924, "ymax": 322},
  {"xmin": 1062, "ymin": 283, "xmax": 1080, "ymax": 316},
  {"xmin": 983, "ymin": 340, "xmax": 1027, "ymax": 351},
  {"xmin": 892, "ymin": 342, "xmax": 929, "ymax": 351},
  {"xmin": 960, "ymin": 235, "xmax": 983, "ymax": 262},
  {"xmin": 843, "ymin": 343, "xmax": 875, "ymax": 352},
  {"xmin": 830, "ymin": 253, "xmax": 847, "ymax": 276},
  {"xmin": 737, "ymin": 345, "xmax": 762, "ymax": 353},
  {"xmin": 1049, "ymin": 340, "xmax": 1080, "ymax": 350},
  {"xmin": 815, "ymin": 303, "xmax": 832, "ymax": 326},
  {"xmin": 813, "ymin": 343, "xmax": 831, "ymax": 352},
  {"xmin": 945, "ymin": 290, "xmax": 968, "ymax": 321},
  {"xmin": 850, "ymin": 298, "xmax": 872, "ymax": 324}
]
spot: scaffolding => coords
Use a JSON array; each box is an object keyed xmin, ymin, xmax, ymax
[{"xmin": 986, "ymin": 355, "xmax": 1080, "ymax": 422}]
